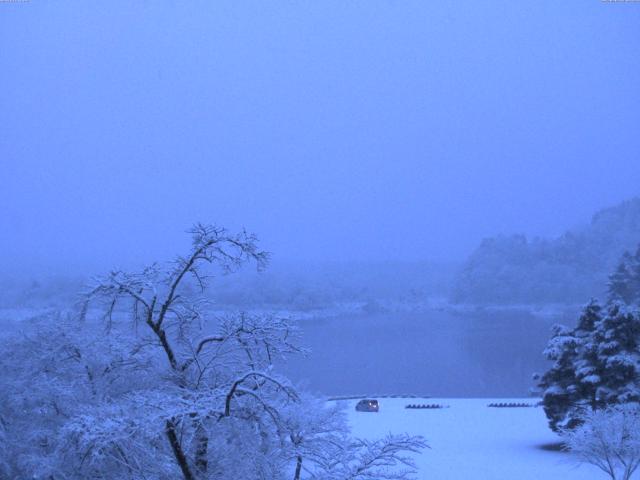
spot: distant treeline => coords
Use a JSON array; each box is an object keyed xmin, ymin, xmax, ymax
[
  {"xmin": 0, "ymin": 260, "xmax": 457, "ymax": 311},
  {"xmin": 452, "ymin": 198, "xmax": 640, "ymax": 305}
]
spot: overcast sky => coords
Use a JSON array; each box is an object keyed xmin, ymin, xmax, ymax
[{"xmin": 1, "ymin": 1, "xmax": 639, "ymax": 275}]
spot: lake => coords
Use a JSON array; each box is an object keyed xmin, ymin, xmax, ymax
[{"xmin": 280, "ymin": 306, "xmax": 579, "ymax": 397}]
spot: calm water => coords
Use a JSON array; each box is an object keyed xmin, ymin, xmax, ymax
[
  {"xmin": 280, "ymin": 308, "xmax": 578, "ymax": 397},
  {"xmin": 0, "ymin": 305, "xmax": 578, "ymax": 397}
]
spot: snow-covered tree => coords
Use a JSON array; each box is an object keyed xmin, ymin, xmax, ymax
[
  {"xmin": 0, "ymin": 223, "xmax": 426, "ymax": 480},
  {"xmin": 592, "ymin": 304, "xmax": 640, "ymax": 405},
  {"xmin": 608, "ymin": 245, "xmax": 640, "ymax": 306},
  {"xmin": 282, "ymin": 395, "xmax": 427, "ymax": 480},
  {"xmin": 563, "ymin": 404, "xmax": 640, "ymax": 480},
  {"xmin": 538, "ymin": 301, "xmax": 640, "ymax": 432},
  {"xmin": 0, "ymin": 414, "xmax": 9, "ymax": 478},
  {"xmin": 0, "ymin": 310, "xmax": 159, "ymax": 477},
  {"xmin": 537, "ymin": 322, "xmax": 583, "ymax": 431}
]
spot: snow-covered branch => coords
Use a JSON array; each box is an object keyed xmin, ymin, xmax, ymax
[{"xmin": 564, "ymin": 404, "xmax": 640, "ymax": 480}]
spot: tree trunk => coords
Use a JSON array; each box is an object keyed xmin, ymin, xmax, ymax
[
  {"xmin": 195, "ymin": 423, "xmax": 209, "ymax": 475},
  {"xmin": 293, "ymin": 455, "xmax": 302, "ymax": 480},
  {"xmin": 166, "ymin": 419, "xmax": 195, "ymax": 480}
]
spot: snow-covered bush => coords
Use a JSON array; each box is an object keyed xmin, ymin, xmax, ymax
[
  {"xmin": 0, "ymin": 224, "xmax": 425, "ymax": 479},
  {"xmin": 564, "ymin": 404, "xmax": 640, "ymax": 480},
  {"xmin": 0, "ymin": 311, "xmax": 160, "ymax": 477}
]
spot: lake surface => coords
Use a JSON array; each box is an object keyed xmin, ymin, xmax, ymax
[
  {"xmin": 0, "ymin": 304, "xmax": 580, "ymax": 398},
  {"xmin": 280, "ymin": 307, "xmax": 579, "ymax": 397}
]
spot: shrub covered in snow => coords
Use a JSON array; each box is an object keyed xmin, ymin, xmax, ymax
[{"xmin": 563, "ymin": 404, "xmax": 640, "ymax": 480}]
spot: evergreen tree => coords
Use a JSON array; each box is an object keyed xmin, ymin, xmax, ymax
[
  {"xmin": 571, "ymin": 302, "xmax": 604, "ymax": 410},
  {"xmin": 607, "ymin": 245, "xmax": 640, "ymax": 305},
  {"xmin": 538, "ymin": 323, "xmax": 582, "ymax": 431},
  {"xmin": 592, "ymin": 304, "xmax": 640, "ymax": 405},
  {"xmin": 538, "ymin": 302, "xmax": 601, "ymax": 431},
  {"xmin": 631, "ymin": 245, "xmax": 640, "ymax": 304},
  {"xmin": 608, "ymin": 255, "xmax": 634, "ymax": 304},
  {"xmin": 538, "ymin": 301, "xmax": 640, "ymax": 432}
]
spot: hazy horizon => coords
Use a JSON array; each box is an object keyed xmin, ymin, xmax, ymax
[{"xmin": 2, "ymin": 1, "xmax": 639, "ymax": 277}]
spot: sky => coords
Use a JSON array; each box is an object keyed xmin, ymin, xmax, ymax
[{"xmin": 1, "ymin": 0, "xmax": 639, "ymax": 275}]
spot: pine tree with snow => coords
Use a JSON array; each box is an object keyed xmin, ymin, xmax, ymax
[
  {"xmin": 631, "ymin": 245, "xmax": 640, "ymax": 304},
  {"xmin": 592, "ymin": 304, "xmax": 640, "ymax": 406},
  {"xmin": 538, "ymin": 302, "xmax": 602, "ymax": 431},
  {"xmin": 537, "ymin": 322, "xmax": 582, "ymax": 431},
  {"xmin": 538, "ymin": 300, "xmax": 640, "ymax": 432},
  {"xmin": 572, "ymin": 302, "xmax": 606, "ymax": 411},
  {"xmin": 607, "ymin": 245, "xmax": 640, "ymax": 306},
  {"xmin": 608, "ymin": 255, "xmax": 634, "ymax": 304}
]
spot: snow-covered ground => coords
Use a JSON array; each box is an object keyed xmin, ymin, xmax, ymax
[{"xmin": 346, "ymin": 398, "xmax": 601, "ymax": 479}]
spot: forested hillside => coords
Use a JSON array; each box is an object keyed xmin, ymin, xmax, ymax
[{"xmin": 452, "ymin": 198, "xmax": 640, "ymax": 304}]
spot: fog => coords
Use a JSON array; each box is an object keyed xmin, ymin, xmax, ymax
[
  {"xmin": 3, "ymin": 1, "xmax": 639, "ymax": 396},
  {"xmin": 3, "ymin": 4, "xmax": 640, "ymax": 478},
  {"xmin": 2, "ymin": 1, "xmax": 640, "ymax": 277}
]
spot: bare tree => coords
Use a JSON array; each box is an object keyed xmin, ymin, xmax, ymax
[{"xmin": 564, "ymin": 404, "xmax": 640, "ymax": 480}]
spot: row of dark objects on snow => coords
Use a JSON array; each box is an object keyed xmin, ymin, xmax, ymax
[
  {"xmin": 328, "ymin": 394, "xmax": 429, "ymax": 401},
  {"xmin": 405, "ymin": 404, "xmax": 449, "ymax": 409},
  {"xmin": 405, "ymin": 402, "xmax": 538, "ymax": 410}
]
